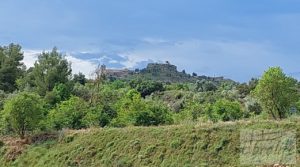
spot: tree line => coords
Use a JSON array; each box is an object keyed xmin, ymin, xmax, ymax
[{"xmin": 0, "ymin": 43, "xmax": 299, "ymax": 139}]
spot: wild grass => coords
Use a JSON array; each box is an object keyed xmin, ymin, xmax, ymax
[{"xmin": 0, "ymin": 118, "xmax": 299, "ymax": 167}]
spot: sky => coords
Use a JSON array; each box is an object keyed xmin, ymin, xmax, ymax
[{"xmin": 1, "ymin": 0, "xmax": 300, "ymax": 82}]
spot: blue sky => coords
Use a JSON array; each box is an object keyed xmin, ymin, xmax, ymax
[{"xmin": 1, "ymin": 0, "xmax": 300, "ymax": 81}]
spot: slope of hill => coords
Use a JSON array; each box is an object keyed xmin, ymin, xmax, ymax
[
  {"xmin": 106, "ymin": 62, "xmax": 237, "ymax": 85},
  {"xmin": 1, "ymin": 119, "xmax": 299, "ymax": 167}
]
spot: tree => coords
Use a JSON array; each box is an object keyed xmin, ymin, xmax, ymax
[
  {"xmin": 16, "ymin": 67, "xmax": 36, "ymax": 91},
  {"xmin": 48, "ymin": 96, "xmax": 90, "ymax": 130},
  {"xmin": 0, "ymin": 44, "xmax": 25, "ymax": 92},
  {"xmin": 83, "ymin": 104, "xmax": 117, "ymax": 127},
  {"xmin": 248, "ymin": 78, "xmax": 259, "ymax": 91},
  {"xmin": 73, "ymin": 72, "xmax": 86, "ymax": 85},
  {"xmin": 111, "ymin": 89, "xmax": 146, "ymax": 127},
  {"xmin": 133, "ymin": 103, "xmax": 173, "ymax": 126},
  {"xmin": 130, "ymin": 79, "xmax": 165, "ymax": 98},
  {"xmin": 253, "ymin": 67, "xmax": 298, "ymax": 119},
  {"xmin": 44, "ymin": 83, "xmax": 73, "ymax": 108},
  {"xmin": 2, "ymin": 92, "xmax": 44, "ymax": 138},
  {"xmin": 236, "ymin": 83, "xmax": 250, "ymax": 98},
  {"xmin": 206, "ymin": 99, "xmax": 242, "ymax": 122},
  {"xmin": 196, "ymin": 79, "xmax": 217, "ymax": 92},
  {"xmin": 0, "ymin": 90, "xmax": 8, "ymax": 110},
  {"xmin": 32, "ymin": 47, "xmax": 72, "ymax": 96}
]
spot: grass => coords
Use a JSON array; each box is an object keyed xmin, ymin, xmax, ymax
[{"xmin": 0, "ymin": 118, "xmax": 299, "ymax": 167}]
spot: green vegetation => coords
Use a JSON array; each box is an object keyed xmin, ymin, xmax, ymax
[
  {"xmin": 0, "ymin": 44, "xmax": 24, "ymax": 93},
  {"xmin": 253, "ymin": 67, "xmax": 299, "ymax": 119},
  {"xmin": 0, "ymin": 43, "xmax": 300, "ymax": 166},
  {"xmin": 0, "ymin": 119, "xmax": 299, "ymax": 166},
  {"xmin": 1, "ymin": 92, "xmax": 44, "ymax": 139}
]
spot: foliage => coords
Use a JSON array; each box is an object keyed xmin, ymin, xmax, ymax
[
  {"xmin": 244, "ymin": 96, "xmax": 262, "ymax": 117},
  {"xmin": 0, "ymin": 90, "xmax": 8, "ymax": 110},
  {"xmin": 130, "ymin": 79, "xmax": 165, "ymax": 98},
  {"xmin": 71, "ymin": 83, "xmax": 93, "ymax": 101},
  {"xmin": 206, "ymin": 99, "xmax": 242, "ymax": 122},
  {"xmin": 83, "ymin": 105, "xmax": 117, "ymax": 127},
  {"xmin": 45, "ymin": 83, "xmax": 73, "ymax": 108},
  {"xmin": 195, "ymin": 79, "xmax": 217, "ymax": 92},
  {"xmin": 31, "ymin": 48, "xmax": 72, "ymax": 96},
  {"xmin": 73, "ymin": 72, "xmax": 86, "ymax": 85},
  {"xmin": 48, "ymin": 96, "xmax": 90, "ymax": 130},
  {"xmin": 236, "ymin": 78, "xmax": 259, "ymax": 98},
  {"xmin": 111, "ymin": 89, "xmax": 146, "ymax": 127},
  {"xmin": 133, "ymin": 102, "xmax": 173, "ymax": 126},
  {"xmin": 1, "ymin": 92, "xmax": 44, "ymax": 138},
  {"xmin": 1, "ymin": 43, "xmax": 300, "ymax": 139},
  {"xmin": 0, "ymin": 44, "xmax": 25, "ymax": 92},
  {"xmin": 253, "ymin": 67, "xmax": 298, "ymax": 119},
  {"xmin": 16, "ymin": 67, "xmax": 36, "ymax": 91}
]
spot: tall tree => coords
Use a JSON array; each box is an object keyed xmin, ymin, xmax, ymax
[
  {"xmin": 32, "ymin": 47, "xmax": 72, "ymax": 96},
  {"xmin": 0, "ymin": 44, "xmax": 25, "ymax": 92},
  {"xmin": 253, "ymin": 67, "xmax": 298, "ymax": 119}
]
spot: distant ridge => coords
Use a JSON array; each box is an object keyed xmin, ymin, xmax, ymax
[{"xmin": 102, "ymin": 62, "xmax": 236, "ymax": 85}]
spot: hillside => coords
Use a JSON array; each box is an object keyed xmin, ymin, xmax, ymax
[
  {"xmin": 1, "ymin": 119, "xmax": 299, "ymax": 167},
  {"xmin": 106, "ymin": 62, "xmax": 236, "ymax": 85}
]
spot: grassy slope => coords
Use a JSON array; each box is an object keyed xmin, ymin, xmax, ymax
[{"xmin": 1, "ymin": 119, "xmax": 300, "ymax": 167}]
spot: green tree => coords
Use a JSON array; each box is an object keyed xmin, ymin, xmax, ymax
[
  {"xmin": 73, "ymin": 72, "xmax": 86, "ymax": 85},
  {"xmin": 253, "ymin": 67, "xmax": 298, "ymax": 119},
  {"xmin": 111, "ymin": 89, "xmax": 146, "ymax": 127},
  {"xmin": 0, "ymin": 44, "xmax": 25, "ymax": 92},
  {"xmin": 207, "ymin": 99, "xmax": 242, "ymax": 122},
  {"xmin": 0, "ymin": 90, "xmax": 8, "ymax": 110},
  {"xmin": 32, "ymin": 47, "xmax": 72, "ymax": 96},
  {"xmin": 16, "ymin": 67, "xmax": 36, "ymax": 91},
  {"xmin": 2, "ymin": 92, "xmax": 44, "ymax": 138},
  {"xmin": 134, "ymin": 81, "xmax": 164, "ymax": 98},
  {"xmin": 48, "ymin": 96, "xmax": 90, "ymax": 130},
  {"xmin": 195, "ymin": 79, "xmax": 217, "ymax": 92},
  {"xmin": 133, "ymin": 102, "xmax": 173, "ymax": 126},
  {"xmin": 44, "ymin": 83, "xmax": 73, "ymax": 108},
  {"xmin": 83, "ymin": 104, "xmax": 117, "ymax": 127}
]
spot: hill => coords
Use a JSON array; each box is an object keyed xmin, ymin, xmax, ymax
[
  {"xmin": 105, "ymin": 62, "xmax": 236, "ymax": 85},
  {"xmin": 0, "ymin": 119, "xmax": 299, "ymax": 167}
]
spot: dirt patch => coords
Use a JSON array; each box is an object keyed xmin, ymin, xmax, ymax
[
  {"xmin": 0, "ymin": 132, "xmax": 58, "ymax": 161},
  {"xmin": 1, "ymin": 137, "xmax": 30, "ymax": 161}
]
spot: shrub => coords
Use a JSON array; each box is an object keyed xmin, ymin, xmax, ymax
[
  {"xmin": 133, "ymin": 103, "xmax": 173, "ymax": 126},
  {"xmin": 2, "ymin": 92, "xmax": 44, "ymax": 138},
  {"xmin": 130, "ymin": 80, "xmax": 165, "ymax": 98},
  {"xmin": 83, "ymin": 105, "xmax": 117, "ymax": 127},
  {"xmin": 207, "ymin": 99, "xmax": 242, "ymax": 122},
  {"xmin": 48, "ymin": 96, "xmax": 90, "ymax": 130}
]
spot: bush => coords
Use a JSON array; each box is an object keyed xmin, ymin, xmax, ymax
[
  {"xmin": 48, "ymin": 96, "xmax": 90, "ymax": 130},
  {"xmin": 133, "ymin": 103, "xmax": 173, "ymax": 126},
  {"xmin": 207, "ymin": 99, "xmax": 242, "ymax": 122},
  {"xmin": 130, "ymin": 80, "xmax": 164, "ymax": 98},
  {"xmin": 1, "ymin": 92, "xmax": 45, "ymax": 138},
  {"xmin": 83, "ymin": 105, "xmax": 117, "ymax": 127}
]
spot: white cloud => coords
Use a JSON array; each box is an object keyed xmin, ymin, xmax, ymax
[
  {"xmin": 23, "ymin": 50, "xmax": 98, "ymax": 79},
  {"xmin": 22, "ymin": 49, "xmax": 43, "ymax": 68},
  {"xmin": 65, "ymin": 54, "xmax": 98, "ymax": 78}
]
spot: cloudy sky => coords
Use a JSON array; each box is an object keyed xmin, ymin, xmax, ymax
[{"xmin": 1, "ymin": 0, "xmax": 300, "ymax": 81}]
